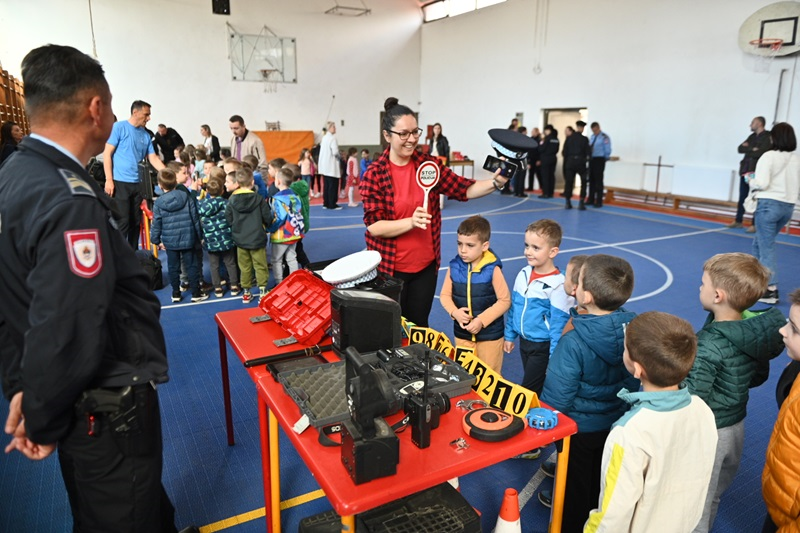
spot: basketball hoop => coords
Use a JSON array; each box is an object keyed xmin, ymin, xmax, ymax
[
  {"xmin": 749, "ymin": 38, "xmax": 783, "ymax": 73},
  {"xmin": 259, "ymin": 69, "xmax": 278, "ymax": 93}
]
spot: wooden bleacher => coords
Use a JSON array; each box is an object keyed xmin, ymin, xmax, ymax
[
  {"xmin": 605, "ymin": 186, "xmax": 799, "ymax": 234},
  {"xmin": 1, "ymin": 66, "xmax": 29, "ymax": 133}
]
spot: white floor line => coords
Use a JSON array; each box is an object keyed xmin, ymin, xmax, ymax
[
  {"xmin": 161, "ymin": 296, "xmax": 254, "ymax": 311},
  {"xmin": 518, "ymin": 450, "xmax": 558, "ymax": 510}
]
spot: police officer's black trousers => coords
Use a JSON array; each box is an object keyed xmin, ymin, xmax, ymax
[
  {"xmin": 563, "ymin": 161, "xmax": 587, "ymax": 200},
  {"xmin": 540, "ymin": 161, "xmax": 556, "ymax": 197},
  {"xmin": 112, "ymin": 181, "xmax": 143, "ymax": 249},
  {"xmin": 58, "ymin": 386, "xmax": 177, "ymax": 533},
  {"xmin": 588, "ymin": 158, "xmax": 606, "ymax": 205}
]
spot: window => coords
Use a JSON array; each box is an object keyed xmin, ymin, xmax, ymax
[{"xmin": 422, "ymin": 0, "xmax": 507, "ymax": 23}]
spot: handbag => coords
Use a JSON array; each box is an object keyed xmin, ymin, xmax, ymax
[{"xmin": 743, "ymin": 189, "xmax": 758, "ymax": 214}]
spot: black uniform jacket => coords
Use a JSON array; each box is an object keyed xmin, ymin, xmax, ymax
[
  {"xmin": 562, "ymin": 134, "xmax": 590, "ymax": 167},
  {"xmin": 0, "ymin": 137, "xmax": 169, "ymax": 444}
]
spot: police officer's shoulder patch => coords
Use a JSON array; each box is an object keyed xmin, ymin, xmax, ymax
[
  {"xmin": 58, "ymin": 169, "xmax": 96, "ymax": 197},
  {"xmin": 64, "ymin": 229, "xmax": 103, "ymax": 278}
]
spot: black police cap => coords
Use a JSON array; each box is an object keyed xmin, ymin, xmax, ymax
[{"xmin": 488, "ymin": 128, "xmax": 538, "ymax": 160}]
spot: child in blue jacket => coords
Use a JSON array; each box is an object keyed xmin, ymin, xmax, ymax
[
  {"xmin": 150, "ymin": 169, "xmax": 207, "ymax": 303},
  {"xmin": 503, "ymin": 219, "xmax": 574, "ymax": 395},
  {"xmin": 539, "ymin": 254, "xmax": 638, "ymax": 532}
]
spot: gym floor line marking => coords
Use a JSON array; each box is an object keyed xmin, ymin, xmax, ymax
[
  {"xmin": 199, "ymin": 489, "xmax": 326, "ymax": 532},
  {"xmin": 518, "ymin": 450, "xmax": 558, "ymax": 510}
]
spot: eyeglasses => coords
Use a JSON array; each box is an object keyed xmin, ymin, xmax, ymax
[{"xmin": 388, "ymin": 128, "xmax": 423, "ymax": 141}]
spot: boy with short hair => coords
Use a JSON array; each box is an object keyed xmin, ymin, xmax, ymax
[
  {"xmin": 198, "ymin": 176, "xmax": 240, "ymax": 297},
  {"xmin": 225, "ymin": 168, "xmax": 271, "ymax": 303},
  {"xmin": 762, "ymin": 288, "xmax": 800, "ymax": 533},
  {"xmin": 267, "ymin": 168, "xmax": 304, "ymax": 286},
  {"xmin": 684, "ymin": 252, "xmax": 786, "ymax": 533},
  {"xmin": 150, "ymin": 168, "xmax": 207, "ymax": 303},
  {"xmin": 504, "ymin": 219, "xmax": 574, "ymax": 394},
  {"xmin": 285, "ymin": 163, "xmax": 311, "ymax": 268},
  {"xmin": 440, "ymin": 215, "xmax": 511, "ymax": 374},
  {"xmin": 167, "ymin": 160, "xmax": 210, "ymax": 293},
  {"xmin": 585, "ymin": 311, "xmax": 718, "ymax": 533},
  {"xmin": 242, "ymin": 154, "xmax": 267, "ymax": 199},
  {"xmin": 538, "ymin": 254, "xmax": 639, "ymax": 528},
  {"xmin": 266, "ymin": 157, "xmax": 286, "ymax": 197},
  {"xmin": 359, "ymin": 149, "xmax": 371, "ymax": 177},
  {"xmin": 561, "ymin": 254, "xmax": 589, "ymax": 335}
]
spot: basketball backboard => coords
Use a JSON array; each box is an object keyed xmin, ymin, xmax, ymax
[{"xmin": 739, "ymin": 1, "xmax": 800, "ymax": 57}]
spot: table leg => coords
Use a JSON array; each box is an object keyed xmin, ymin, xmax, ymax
[
  {"xmin": 269, "ymin": 411, "xmax": 281, "ymax": 533},
  {"xmin": 340, "ymin": 515, "xmax": 355, "ymax": 532},
  {"xmin": 218, "ymin": 327, "xmax": 235, "ymax": 446},
  {"xmin": 549, "ymin": 435, "xmax": 571, "ymax": 533},
  {"xmin": 259, "ymin": 397, "xmax": 273, "ymax": 533}
]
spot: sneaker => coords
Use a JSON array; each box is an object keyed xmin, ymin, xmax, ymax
[
  {"xmin": 191, "ymin": 292, "xmax": 210, "ymax": 302},
  {"xmin": 258, "ymin": 286, "xmax": 269, "ymax": 299},
  {"xmin": 230, "ymin": 285, "xmax": 242, "ymax": 296},
  {"xmin": 200, "ymin": 281, "xmax": 213, "ymax": 292},
  {"xmin": 540, "ymin": 460, "xmax": 556, "ymax": 478},
  {"xmin": 759, "ymin": 288, "xmax": 779, "ymax": 305},
  {"xmin": 333, "ymin": 205, "xmax": 343, "ymax": 210},
  {"xmin": 725, "ymin": 221, "xmax": 743, "ymax": 228},
  {"xmin": 746, "ymin": 225, "xmax": 756, "ymax": 233},
  {"xmin": 221, "ymin": 279, "xmax": 228, "ymax": 287},
  {"xmin": 242, "ymin": 290, "xmax": 252, "ymax": 304},
  {"xmin": 513, "ymin": 448, "xmax": 541, "ymax": 460},
  {"xmin": 214, "ymin": 288, "xmax": 224, "ymax": 298},
  {"xmin": 180, "ymin": 282, "xmax": 190, "ymax": 292},
  {"xmin": 171, "ymin": 292, "xmax": 181, "ymax": 303},
  {"xmin": 538, "ymin": 490, "xmax": 552, "ymax": 508}
]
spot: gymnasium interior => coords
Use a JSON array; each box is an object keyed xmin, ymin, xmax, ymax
[{"xmin": 2, "ymin": 1, "xmax": 800, "ymax": 532}]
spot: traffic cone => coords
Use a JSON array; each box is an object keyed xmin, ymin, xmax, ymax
[{"xmin": 493, "ymin": 488, "xmax": 521, "ymax": 533}]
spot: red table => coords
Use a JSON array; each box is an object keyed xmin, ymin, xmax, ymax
[{"xmin": 216, "ymin": 307, "xmax": 577, "ymax": 532}]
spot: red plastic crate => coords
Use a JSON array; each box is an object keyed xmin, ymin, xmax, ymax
[{"xmin": 258, "ymin": 269, "xmax": 334, "ymax": 345}]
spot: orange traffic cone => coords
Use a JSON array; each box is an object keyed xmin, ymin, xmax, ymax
[{"xmin": 493, "ymin": 488, "xmax": 521, "ymax": 533}]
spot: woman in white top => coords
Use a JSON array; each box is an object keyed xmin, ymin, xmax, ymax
[
  {"xmin": 200, "ymin": 124, "xmax": 220, "ymax": 162},
  {"xmin": 750, "ymin": 122, "xmax": 800, "ymax": 304}
]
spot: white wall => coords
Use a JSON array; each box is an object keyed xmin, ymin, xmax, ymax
[
  {"xmin": 419, "ymin": 0, "xmax": 800, "ymax": 198},
  {"xmin": 0, "ymin": 0, "xmax": 422, "ymax": 149}
]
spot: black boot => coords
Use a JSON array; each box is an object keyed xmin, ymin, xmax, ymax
[
  {"xmin": 565, "ymin": 199, "xmax": 572, "ymax": 209},
  {"xmin": 578, "ymin": 200, "xmax": 586, "ymax": 210}
]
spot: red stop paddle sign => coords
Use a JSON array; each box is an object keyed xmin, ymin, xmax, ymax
[{"xmin": 416, "ymin": 160, "xmax": 440, "ymax": 211}]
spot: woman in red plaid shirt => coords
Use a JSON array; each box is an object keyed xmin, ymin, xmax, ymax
[{"xmin": 360, "ymin": 97, "xmax": 509, "ymax": 327}]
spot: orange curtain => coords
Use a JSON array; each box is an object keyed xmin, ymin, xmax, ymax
[{"xmin": 252, "ymin": 131, "xmax": 315, "ymax": 164}]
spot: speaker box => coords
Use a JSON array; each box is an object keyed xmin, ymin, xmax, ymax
[{"xmin": 212, "ymin": 0, "xmax": 230, "ymax": 15}]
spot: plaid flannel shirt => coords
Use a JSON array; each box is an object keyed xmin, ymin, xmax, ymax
[{"xmin": 360, "ymin": 148, "xmax": 472, "ymax": 276}]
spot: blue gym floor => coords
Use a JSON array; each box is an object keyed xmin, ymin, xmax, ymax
[{"xmin": 2, "ymin": 192, "xmax": 799, "ymax": 532}]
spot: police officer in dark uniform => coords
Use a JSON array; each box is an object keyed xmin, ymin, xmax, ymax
[
  {"xmin": 562, "ymin": 121, "xmax": 591, "ymax": 210},
  {"xmin": 538, "ymin": 124, "xmax": 559, "ymax": 198},
  {"xmin": 0, "ymin": 45, "xmax": 182, "ymax": 532}
]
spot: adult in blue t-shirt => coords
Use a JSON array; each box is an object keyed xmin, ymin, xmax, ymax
[{"xmin": 103, "ymin": 100, "xmax": 164, "ymax": 248}]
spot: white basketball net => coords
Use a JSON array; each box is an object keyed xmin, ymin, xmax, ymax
[
  {"xmin": 751, "ymin": 39, "xmax": 783, "ymax": 73},
  {"xmin": 260, "ymin": 69, "xmax": 278, "ymax": 93}
]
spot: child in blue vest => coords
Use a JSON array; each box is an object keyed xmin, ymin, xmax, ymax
[{"xmin": 440, "ymin": 215, "xmax": 511, "ymax": 374}]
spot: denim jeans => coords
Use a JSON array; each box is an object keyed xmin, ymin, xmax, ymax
[
  {"xmin": 752, "ymin": 198, "xmax": 795, "ymax": 285},
  {"xmin": 166, "ymin": 248, "xmax": 200, "ymax": 296}
]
